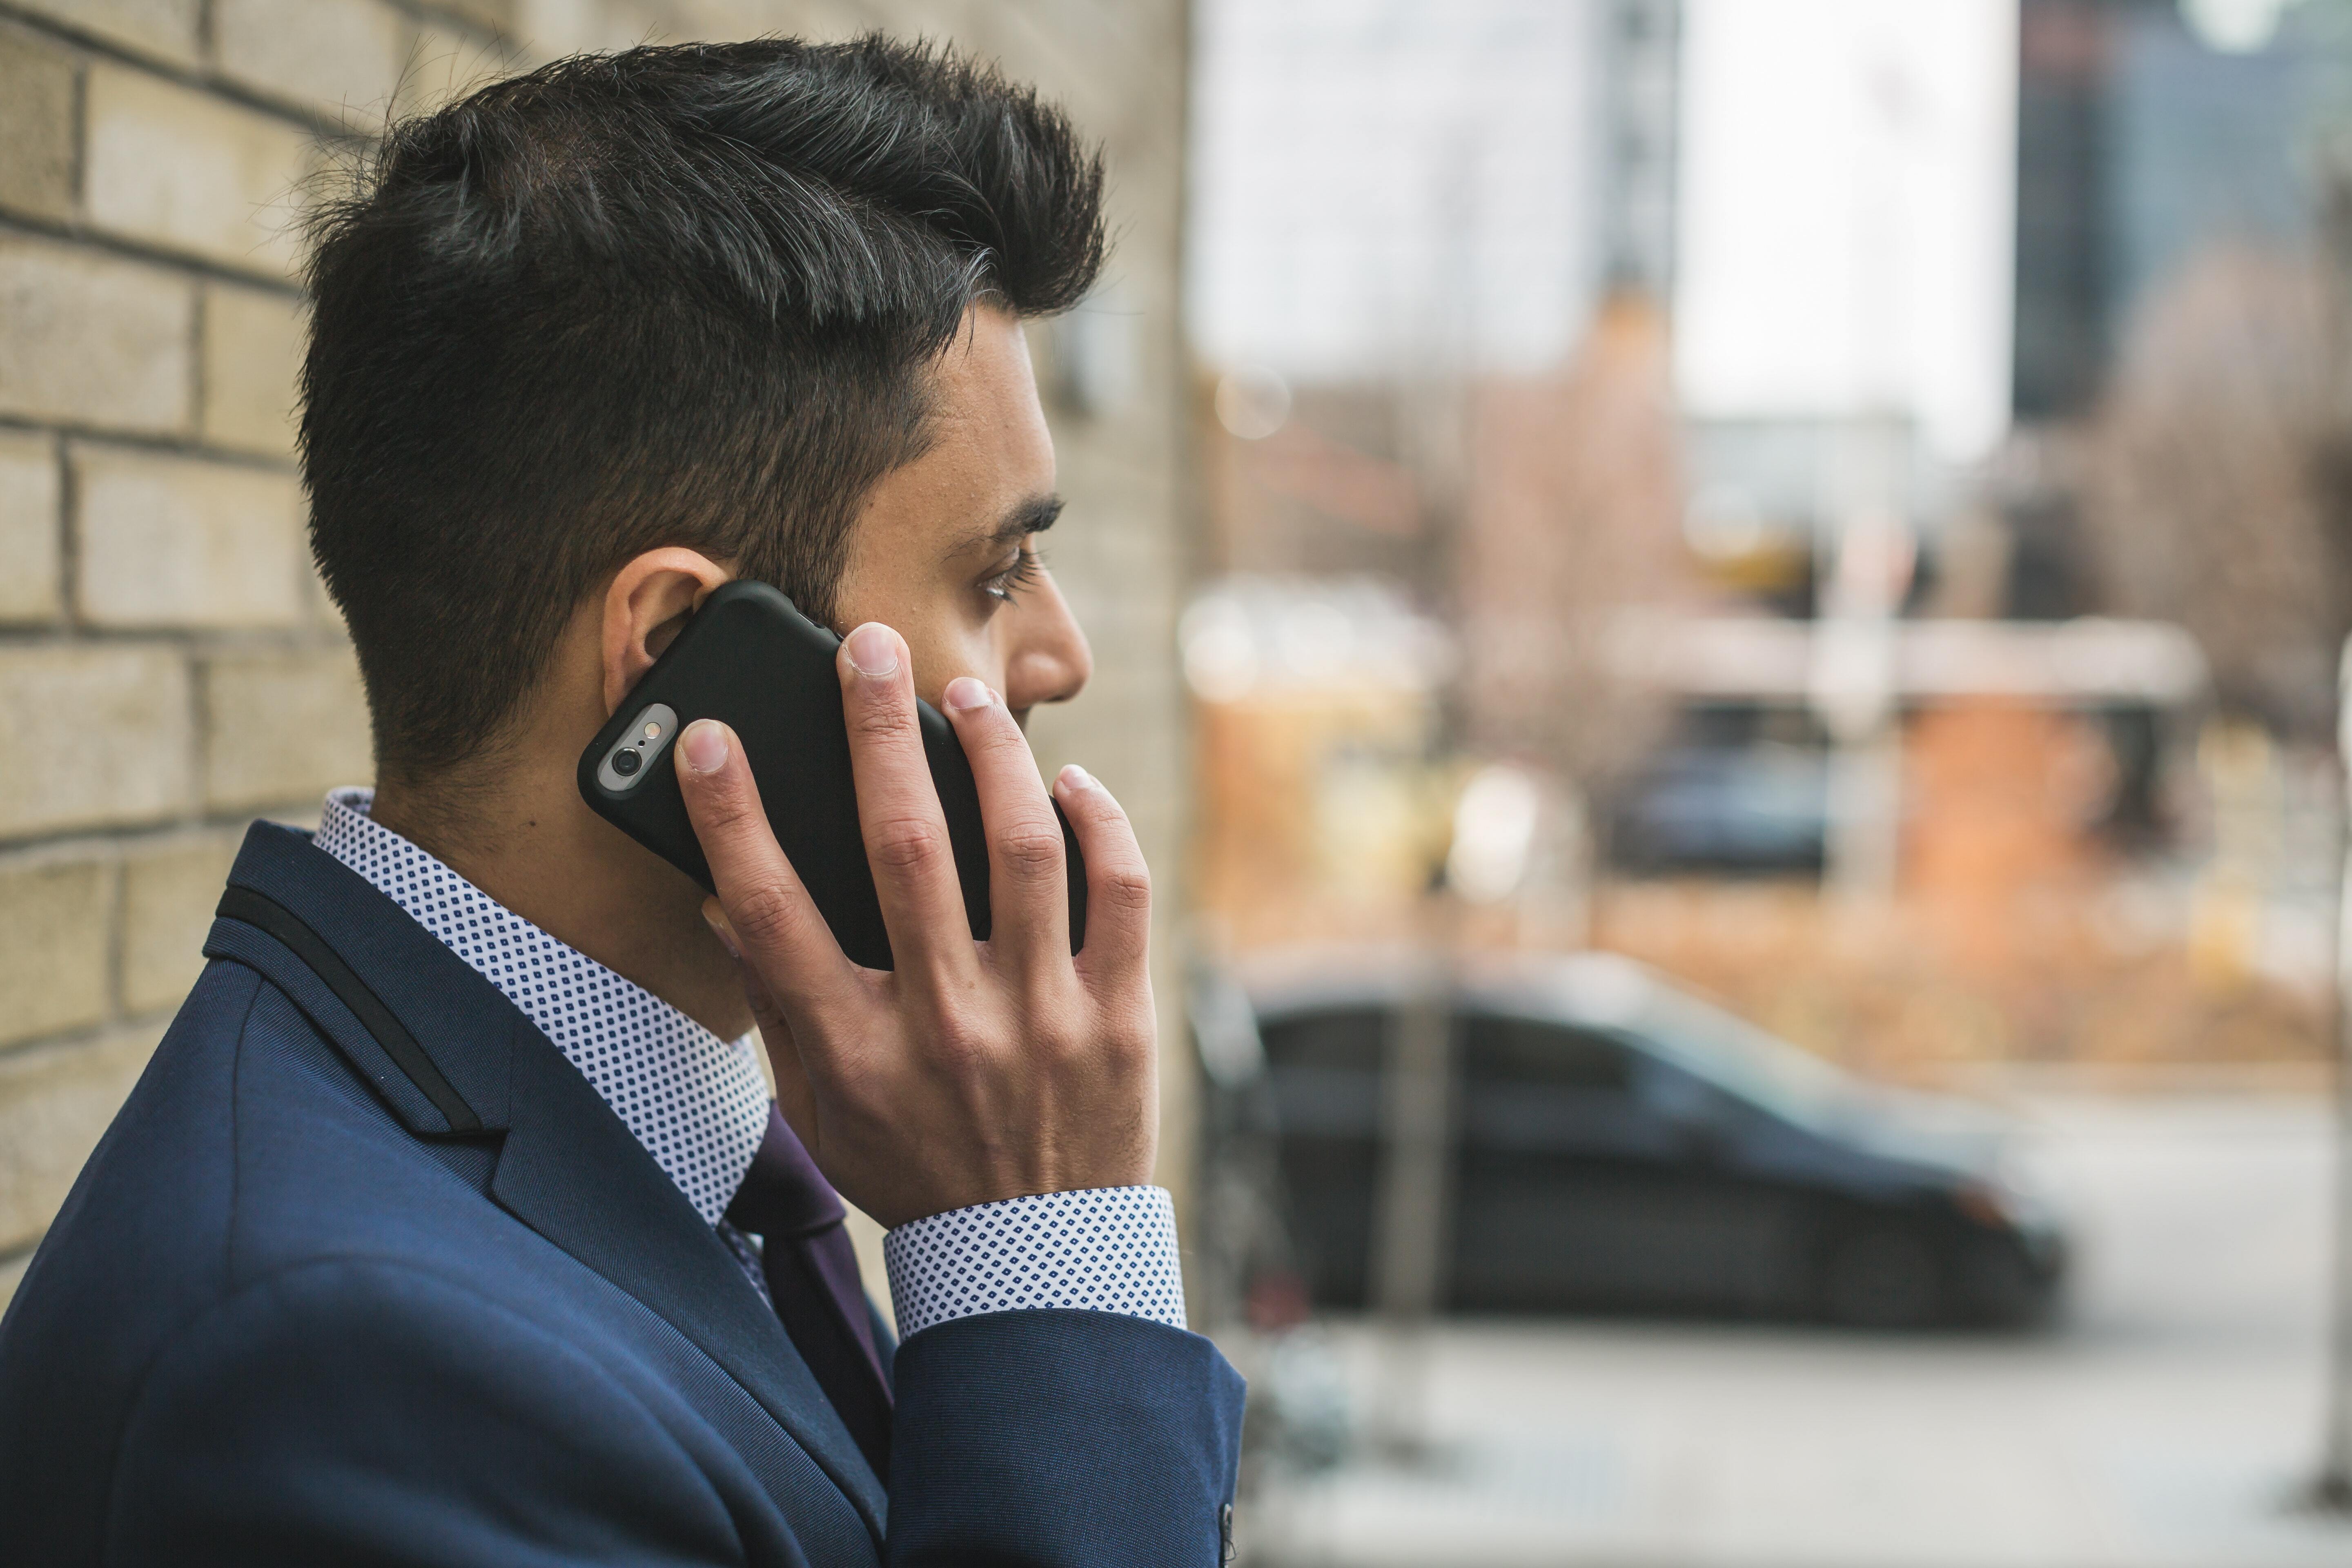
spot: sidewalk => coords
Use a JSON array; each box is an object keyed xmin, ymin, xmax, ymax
[{"xmin": 1233, "ymin": 1094, "xmax": 2352, "ymax": 1567}]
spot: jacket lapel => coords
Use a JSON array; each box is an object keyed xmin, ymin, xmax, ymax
[
  {"xmin": 487, "ymin": 1016, "xmax": 889, "ymax": 1531},
  {"xmin": 213, "ymin": 823, "xmax": 890, "ymax": 1534}
]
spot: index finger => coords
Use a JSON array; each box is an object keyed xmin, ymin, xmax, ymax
[{"xmin": 674, "ymin": 718, "xmax": 859, "ymax": 1013}]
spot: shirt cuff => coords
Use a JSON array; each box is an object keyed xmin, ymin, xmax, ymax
[{"xmin": 881, "ymin": 1185, "xmax": 1187, "ymax": 1339}]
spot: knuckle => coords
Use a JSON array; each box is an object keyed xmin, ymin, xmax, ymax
[
  {"xmin": 848, "ymin": 695, "xmax": 917, "ymax": 746},
  {"xmin": 1060, "ymin": 1009, "xmax": 1149, "ymax": 1078},
  {"xmin": 867, "ymin": 813, "xmax": 949, "ymax": 872},
  {"xmin": 995, "ymin": 822, "xmax": 1067, "ymax": 881},
  {"xmin": 923, "ymin": 1007, "xmax": 997, "ymax": 1074},
  {"xmin": 727, "ymin": 881, "xmax": 800, "ymax": 948},
  {"xmin": 1096, "ymin": 861, "xmax": 1152, "ymax": 916},
  {"xmin": 1035, "ymin": 1031, "xmax": 1086, "ymax": 1070},
  {"xmin": 1025, "ymin": 1012, "xmax": 1087, "ymax": 1067},
  {"xmin": 972, "ymin": 713, "xmax": 1029, "ymax": 754},
  {"xmin": 1106, "ymin": 1018, "xmax": 1157, "ymax": 1074},
  {"xmin": 1071, "ymin": 782, "xmax": 1129, "ymax": 824}
]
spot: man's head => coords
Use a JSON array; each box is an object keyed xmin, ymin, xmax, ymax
[{"xmin": 303, "ymin": 37, "xmax": 1104, "ymax": 793}]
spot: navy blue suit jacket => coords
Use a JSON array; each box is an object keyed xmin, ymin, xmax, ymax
[{"xmin": 0, "ymin": 823, "xmax": 1244, "ymax": 1564}]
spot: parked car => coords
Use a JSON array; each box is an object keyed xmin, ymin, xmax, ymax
[
  {"xmin": 1608, "ymin": 739, "xmax": 1830, "ymax": 875},
  {"xmin": 1239, "ymin": 949, "xmax": 2067, "ymax": 1330}
]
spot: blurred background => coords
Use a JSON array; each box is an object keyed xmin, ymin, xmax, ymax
[
  {"xmin": 2, "ymin": 0, "xmax": 2351, "ymax": 1563},
  {"xmin": 1185, "ymin": 3, "xmax": 2352, "ymax": 1563}
]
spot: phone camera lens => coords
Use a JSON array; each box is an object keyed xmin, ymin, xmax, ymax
[{"xmin": 611, "ymin": 746, "xmax": 643, "ymax": 777}]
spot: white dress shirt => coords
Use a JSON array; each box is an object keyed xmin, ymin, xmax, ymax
[{"xmin": 314, "ymin": 788, "xmax": 1187, "ymax": 1336}]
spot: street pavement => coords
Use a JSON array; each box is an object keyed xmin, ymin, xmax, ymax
[{"xmin": 1230, "ymin": 1092, "xmax": 2352, "ymax": 1568}]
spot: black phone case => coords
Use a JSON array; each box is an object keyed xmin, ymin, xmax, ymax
[{"xmin": 576, "ymin": 580, "xmax": 1086, "ymax": 971}]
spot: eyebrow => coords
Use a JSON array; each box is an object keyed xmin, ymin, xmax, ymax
[{"xmin": 972, "ymin": 493, "xmax": 1065, "ymax": 552}]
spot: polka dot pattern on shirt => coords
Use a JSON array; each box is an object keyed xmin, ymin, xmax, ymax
[
  {"xmin": 883, "ymin": 1186, "xmax": 1188, "ymax": 1338},
  {"xmin": 316, "ymin": 787, "xmax": 770, "ymax": 1226},
  {"xmin": 314, "ymin": 786, "xmax": 1187, "ymax": 1339}
]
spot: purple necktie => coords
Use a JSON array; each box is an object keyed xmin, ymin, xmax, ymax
[{"xmin": 725, "ymin": 1104, "xmax": 893, "ymax": 1480}]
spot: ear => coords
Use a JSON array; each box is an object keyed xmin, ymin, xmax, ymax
[{"xmin": 601, "ymin": 548, "xmax": 733, "ymax": 715}]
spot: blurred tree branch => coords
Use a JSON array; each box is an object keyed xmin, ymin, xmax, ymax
[
  {"xmin": 2080, "ymin": 243, "xmax": 2352, "ymax": 738},
  {"xmin": 1453, "ymin": 292, "xmax": 1690, "ymax": 791}
]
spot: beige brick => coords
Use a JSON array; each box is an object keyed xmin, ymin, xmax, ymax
[
  {"xmin": 261, "ymin": 797, "xmax": 325, "ymax": 835},
  {"xmin": 0, "ymin": 645, "xmax": 194, "ymax": 838},
  {"xmin": 0, "ymin": 1247, "xmax": 27, "ymax": 1315},
  {"xmin": 0, "ymin": 1024, "xmax": 166, "ymax": 1255},
  {"xmin": 299, "ymin": 555, "xmax": 345, "ymax": 631},
  {"xmin": 200, "ymin": 647, "xmax": 372, "ymax": 811},
  {"xmin": 502, "ymin": 0, "xmax": 666, "ymax": 60},
  {"xmin": 0, "ymin": 27, "xmax": 78, "ymax": 221},
  {"xmin": 200, "ymin": 283, "xmax": 306, "ymax": 459},
  {"xmin": 85, "ymin": 65, "xmax": 314, "ymax": 279},
  {"xmin": 122, "ymin": 832, "xmax": 239, "ymax": 1016},
  {"xmin": 396, "ymin": 23, "xmax": 507, "ymax": 116},
  {"xmin": 0, "ymin": 853, "xmax": 114, "ymax": 1050},
  {"xmin": 7, "ymin": 0, "xmax": 199, "ymax": 68},
  {"xmin": 73, "ymin": 447, "xmax": 308, "ymax": 631},
  {"xmin": 430, "ymin": 0, "xmax": 519, "ymax": 33},
  {"xmin": 0, "ymin": 237, "xmax": 196, "ymax": 434},
  {"xmin": 214, "ymin": 0, "xmax": 409, "ymax": 127},
  {"xmin": 0, "ymin": 431, "xmax": 62, "ymax": 624}
]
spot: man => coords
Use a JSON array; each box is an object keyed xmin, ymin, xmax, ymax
[{"xmin": 0, "ymin": 37, "xmax": 1243, "ymax": 1566}]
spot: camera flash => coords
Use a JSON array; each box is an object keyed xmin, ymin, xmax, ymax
[{"xmin": 641, "ymin": 722, "xmax": 662, "ymax": 741}]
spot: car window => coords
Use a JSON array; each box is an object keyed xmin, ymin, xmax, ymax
[
  {"xmin": 1258, "ymin": 1006, "xmax": 1387, "ymax": 1073},
  {"xmin": 1628, "ymin": 989, "xmax": 1849, "ymax": 1129},
  {"xmin": 1461, "ymin": 1013, "xmax": 1632, "ymax": 1093}
]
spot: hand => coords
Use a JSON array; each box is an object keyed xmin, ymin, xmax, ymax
[{"xmin": 673, "ymin": 621, "xmax": 1158, "ymax": 1228}]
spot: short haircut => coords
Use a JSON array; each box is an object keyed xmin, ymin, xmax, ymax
[{"xmin": 301, "ymin": 37, "xmax": 1105, "ymax": 785}]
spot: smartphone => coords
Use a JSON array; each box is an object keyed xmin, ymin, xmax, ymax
[{"xmin": 576, "ymin": 580, "xmax": 1085, "ymax": 971}]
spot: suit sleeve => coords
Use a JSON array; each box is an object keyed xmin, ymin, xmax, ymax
[
  {"xmin": 109, "ymin": 1260, "xmax": 764, "ymax": 1568},
  {"xmin": 885, "ymin": 1309, "xmax": 1246, "ymax": 1566}
]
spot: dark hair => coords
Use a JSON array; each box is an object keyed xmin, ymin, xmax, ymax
[{"xmin": 301, "ymin": 37, "xmax": 1105, "ymax": 785}]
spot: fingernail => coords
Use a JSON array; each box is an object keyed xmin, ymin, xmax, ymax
[
  {"xmin": 1057, "ymin": 763, "xmax": 1096, "ymax": 793},
  {"xmin": 680, "ymin": 719, "xmax": 728, "ymax": 774},
  {"xmin": 944, "ymin": 675, "xmax": 993, "ymax": 711},
  {"xmin": 702, "ymin": 902, "xmax": 741, "ymax": 960},
  {"xmin": 844, "ymin": 623, "xmax": 899, "ymax": 679}
]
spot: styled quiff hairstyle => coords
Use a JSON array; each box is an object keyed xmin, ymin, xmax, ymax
[{"xmin": 300, "ymin": 37, "xmax": 1105, "ymax": 785}]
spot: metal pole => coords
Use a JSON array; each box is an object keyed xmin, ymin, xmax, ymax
[
  {"xmin": 1810, "ymin": 419, "xmax": 1910, "ymax": 913},
  {"xmin": 1369, "ymin": 898, "xmax": 1457, "ymax": 1459},
  {"xmin": 2315, "ymin": 637, "xmax": 2352, "ymax": 1508}
]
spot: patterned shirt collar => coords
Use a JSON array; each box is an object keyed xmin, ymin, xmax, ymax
[{"xmin": 313, "ymin": 787, "xmax": 770, "ymax": 1227}]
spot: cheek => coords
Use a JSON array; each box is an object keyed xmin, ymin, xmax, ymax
[
  {"xmin": 832, "ymin": 572, "xmax": 994, "ymax": 707},
  {"xmin": 895, "ymin": 607, "xmax": 1010, "ymax": 709}
]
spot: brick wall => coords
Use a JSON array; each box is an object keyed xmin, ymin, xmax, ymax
[{"xmin": 0, "ymin": 0, "xmax": 1196, "ymax": 1311}]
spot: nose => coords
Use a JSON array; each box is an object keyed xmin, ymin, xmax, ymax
[{"xmin": 1001, "ymin": 568, "xmax": 1092, "ymax": 715}]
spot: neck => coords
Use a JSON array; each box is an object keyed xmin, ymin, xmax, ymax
[{"xmin": 371, "ymin": 760, "xmax": 753, "ymax": 1042}]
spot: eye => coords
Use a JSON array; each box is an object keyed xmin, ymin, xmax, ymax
[{"xmin": 980, "ymin": 546, "xmax": 1043, "ymax": 607}]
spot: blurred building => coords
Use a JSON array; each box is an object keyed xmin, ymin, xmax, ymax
[
  {"xmin": 1190, "ymin": 0, "xmax": 2343, "ymax": 1083},
  {"xmin": 1595, "ymin": 0, "xmax": 2344, "ymax": 1074},
  {"xmin": 1651, "ymin": 0, "xmax": 2351, "ymax": 873},
  {"xmin": 0, "ymin": 0, "xmax": 1197, "ymax": 1314},
  {"xmin": 1678, "ymin": 414, "xmax": 1953, "ymax": 620},
  {"xmin": 1191, "ymin": 0, "xmax": 1681, "ymax": 382},
  {"xmin": 1598, "ymin": 0, "xmax": 1684, "ymax": 299},
  {"xmin": 1187, "ymin": 1, "xmax": 1692, "ymax": 955},
  {"xmin": 2013, "ymin": 0, "xmax": 2340, "ymax": 421}
]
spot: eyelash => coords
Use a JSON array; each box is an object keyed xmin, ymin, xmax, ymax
[{"xmin": 981, "ymin": 546, "xmax": 1043, "ymax": 606}]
